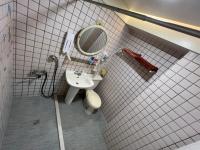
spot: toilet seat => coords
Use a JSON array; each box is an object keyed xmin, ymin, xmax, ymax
[{"xmin": 86, "ymin": 90, "xmax": 101, "ymax": 109}]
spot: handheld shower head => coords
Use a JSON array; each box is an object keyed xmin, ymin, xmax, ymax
[{"xmin": 41, "ymin": 55, "xmax": 59, "ymax": 98}]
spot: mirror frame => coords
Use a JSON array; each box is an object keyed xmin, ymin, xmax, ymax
[{"xmin": 76, "ymin": 25, "xmax": 108, "ymax": 56}]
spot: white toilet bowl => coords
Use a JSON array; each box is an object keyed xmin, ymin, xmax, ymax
[{"xmin": 84, "ymin": 90, "xmax": 101, "ymax": 115}]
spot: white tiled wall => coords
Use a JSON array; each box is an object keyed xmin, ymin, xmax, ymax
[
  {"xmin": 97, "ymin": 28, "xmax": 188, "ymax": 122},
  {"xmin": 97, "ymin": 30, "xmax": 200, "ymax": 149},
  {"xmin": 0, "ymin": 0, "xmax": 14, "ymax": 148},
  {"xmin": 102, "ymin": 51, "xmax": 200, "ymax": 150}
]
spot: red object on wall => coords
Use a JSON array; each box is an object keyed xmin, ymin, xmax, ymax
[{"xmin": 122, "ymin": 48, "xmax": 158, "ymax": 72}]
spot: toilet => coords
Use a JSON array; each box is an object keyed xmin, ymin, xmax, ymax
[{"xmin": 84, "ymin": 75, "xmax": 102, "ymax": 115}]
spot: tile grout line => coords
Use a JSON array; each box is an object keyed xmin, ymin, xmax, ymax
[{"xmin": 54, "ymin": 95, "xmax": 65, "ymax": 150}]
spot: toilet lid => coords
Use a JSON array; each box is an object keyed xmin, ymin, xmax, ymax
[{"xmin": 86, "ymin": 90, "xmax": 101, "ymax": 109}]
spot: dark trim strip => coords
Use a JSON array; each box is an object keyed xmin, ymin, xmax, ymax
[{"xmin": 83, "ymin": 0, "xmax": 200, "ymax": 38}]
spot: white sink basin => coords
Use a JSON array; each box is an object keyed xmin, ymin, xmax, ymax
[
  {"xmin": 65, "ymin": 70, "xmax": 94, "ymax": 104},
  {"xmin": 66, "ymin": 70, "xmax": 94, "ymax": 89}
]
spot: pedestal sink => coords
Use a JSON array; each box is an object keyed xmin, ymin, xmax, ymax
[{"xmin": 65, "ymin": 70, "xmax": 94, "ymax": 104}]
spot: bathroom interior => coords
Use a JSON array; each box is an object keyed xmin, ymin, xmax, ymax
[{"xmin": 0, "ymin": 0, "xmax": 200, "ymax": 150}]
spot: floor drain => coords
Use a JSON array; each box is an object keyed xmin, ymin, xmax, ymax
[{"xmin": 33, "ymin": 119, "xmax": 40, "ymax": 125}]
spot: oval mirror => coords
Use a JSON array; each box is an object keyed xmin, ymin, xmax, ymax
[{"xmin": 76, "ymin": 25, "xmax": 107, "ymax": 56}]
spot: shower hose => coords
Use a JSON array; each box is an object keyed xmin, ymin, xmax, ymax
[{"xmin": 41, "ymin": 56, "xmax": 58, "ymax": 98}]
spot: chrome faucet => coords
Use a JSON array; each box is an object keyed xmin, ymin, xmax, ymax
[{"xmin": 74, "ymin": 70, "xmax": 83, "ymax": 76}]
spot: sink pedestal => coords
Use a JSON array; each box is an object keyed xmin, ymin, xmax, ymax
[
  {"xmin": 65, "ymin": 86, "xmax": 80, "ymax": 105},
  {"xmin": 65, "ymin": 70, "xmax": 95, "ymax": 105}
]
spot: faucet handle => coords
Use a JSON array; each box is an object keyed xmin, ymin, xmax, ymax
[{"xmin": 74, "ymin": 70, "xmax": 82, "ymax": 76}]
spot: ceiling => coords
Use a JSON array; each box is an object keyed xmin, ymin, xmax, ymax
[
  {"xmin": 102, "ymin": 0, "xmax": 200, "ymax": 53},
  {"xmin": 123, "ymin": 0, "xmax": 200, "ymax": 27}
]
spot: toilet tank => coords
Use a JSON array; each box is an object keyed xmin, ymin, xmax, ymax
[{"xmin": 87, "ymin": 74, "xmax": 103, "ymax": 90}]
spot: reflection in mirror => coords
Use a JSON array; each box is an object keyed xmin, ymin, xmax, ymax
[{"xmin": 76, "ymin": 25, "xmax": 107, "ymax": 56}]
